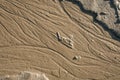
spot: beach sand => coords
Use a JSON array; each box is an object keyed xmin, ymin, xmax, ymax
[{"xmin": 0, "ymin": 0, "xmax": 120, "ymax": 80}]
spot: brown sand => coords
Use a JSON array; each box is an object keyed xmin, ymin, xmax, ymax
[{"xmin": 0, "ymin": 0, "xmax": 120, "ymax": 80}]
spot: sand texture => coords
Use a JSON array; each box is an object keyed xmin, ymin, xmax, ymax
[{"xmin": 0, "ymin": 0, "xmax": 120, "ymax": 80}]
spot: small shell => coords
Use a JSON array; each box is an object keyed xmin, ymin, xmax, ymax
[
  {"xmin": 73, "ymin": 55, "xmax": 81, "ymax": 60},
  {"xmin": 56, "ymin": 32, "xmax": 62, "ymax": 41}
]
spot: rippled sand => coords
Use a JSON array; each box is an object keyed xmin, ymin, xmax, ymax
[{"xmin": 0, "ymin": 0, "xmax": 120, "ymax": 80}]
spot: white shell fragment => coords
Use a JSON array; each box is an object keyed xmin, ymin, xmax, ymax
[
  {"xmin": 0, "ymin": 71, "xmax": 49, "ymax": 80},
  {"xmin": 56, "ymin": 32, "xmax": 74, "ymax": 49},
  {"xmin": 73, "ymin": 55, "xmax": 81, "ymax": 60}
]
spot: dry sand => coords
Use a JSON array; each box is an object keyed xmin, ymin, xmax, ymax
[{"xmin": 0, "ymin": 0, "xmax": 120, "ymax": 80}]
